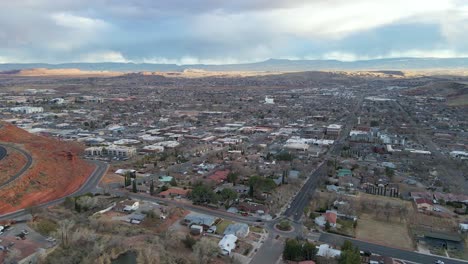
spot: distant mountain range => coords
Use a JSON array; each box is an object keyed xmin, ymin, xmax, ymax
[{"xmin": 1, "ymin": 57, "xmax": 468, "ymax": 72}]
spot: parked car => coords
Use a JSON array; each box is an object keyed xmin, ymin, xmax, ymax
[{"xmin": 207, "ymin": 226, "xmax": 217, "ymax": 233}]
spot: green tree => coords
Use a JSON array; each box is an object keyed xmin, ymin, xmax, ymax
[
  {"xmin": 278, "ymin": 220, "xmax": 292, "ymax": 231},
  {"xmin": 276, "ymin": 151, "xmax": 294, "ymax": 161},
  {"xmin": 385, "ymin": 167, "xmax": 395, "ymax": 178},
  {"xmin": 339, "ymin": 241, "xmax": 361, "ymax": 264},
  {"xmin": 149, "ymin": 180, "xmax": 155, "ymax": 195},
  {"xmin": 302, "ymin": 241, "xmax": 317, "ymax": 260},
  {"xmin": 283, "ymin": 239, "xmax": 303, "ymax": 261},
  {"xmin": 124, "ymin": 172, "xmax": 131, "ymax": 187},
  {"xmin": 170, "ymin": 177, "xmax": 178, "ymax": 186},
  {"xmin": 341, "ymin": 240, "xmax": 354, "ymax": 251},
  {"xmin": 132, "ymin": 179, "xmax": 137, "ymax": 193},
  {"xmin": 248, "ymin": 176, "xmax": 276, "ymax": 197},
  {"xmin": 220, "ymin": 188, "xmax": 238, "ymax": 206},
  {"xmin": 248, "ymin": 184, "xmax": 254, "ymax": 197},
  {"xmin": 227, "ymin": 172, "xmax": 238, "ymax": 185},
  {"xmin": 190, "ymin": 183, "xmax": 218, "ymax": 204}
]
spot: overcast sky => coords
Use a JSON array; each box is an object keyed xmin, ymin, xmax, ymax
[{"xmin": 1, "ymin": 0, "xmax": 468, "ymax": 64}]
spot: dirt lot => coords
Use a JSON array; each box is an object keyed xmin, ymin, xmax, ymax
[
  {"xmin": 310, "ymin": 192, "xmax": 416, "ymax": 250},
  {"xmin": 355, "ymin": 213, "xmax": 414, "ymax": 250},
  {"xmin": 0, "ymin": 123, "xmax": 95, "ymax": 214},
  {"xmin": 0, "ymin": 146, "xmax": 27, "ymax": 184}
]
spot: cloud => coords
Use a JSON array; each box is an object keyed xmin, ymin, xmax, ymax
[
  {"xmin": 319, "ymin": 49, "xmax": 468, "ymax": 62},
  {"xmin": 51, "ymin": 12, "xmax": 109, "ymax": 30},
  {"xmin": 0, "ymin": 0, "xmax": 468, "ymax": 63},
  {"xmin": 191, "ymin": 0, "xmax": 454, "ymax": 40},
  {"xmin": 79, "ymin": 51, "xmax": 129, "ymax": 63}
]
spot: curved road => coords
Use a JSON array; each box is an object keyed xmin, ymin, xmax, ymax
[
  {"xmin": 0, "ymin": 160, "xmax": 109, "ymax": 220},
  {"xmin": 0, "ymin": 145, "xmax": 7, "ymax": 160},
  {"xmin": 0, "ymin": 143, "xmax": 33, "ymax": 189}
]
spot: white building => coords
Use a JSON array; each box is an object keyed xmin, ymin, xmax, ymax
[
  {"xmin": 218, "ymin": 234, "xmax": 237, "ymax": 255},
  {"xmin": 316, "ymin": 244, "xmax": 341, "ymax": 258},
  {"xmin": 113, "ymin": 139, "xmax": 140, "ymax": 145},
  {"xmin": 107, "ymin": 145, "xmax": 137, "ymax": 157},
  {"xmin": 123, "ymin": 201, "xmax": 139, "ymax": 212},
  {"xmin": 10, "ymin": 106, "xmax": 44, "ymax": 114},
  {"xmin": 265, "ymin": 96, "xmax": 274, "ymax": 104},
  {"xmin": 460, "ymin": 223, "xmax": 468, "ymax": 232},
  {"xmin": 326, "ymin": 124, "xmax": 342, "ymax": 136},
  {"xmin": 450, "ymin": 151, "xmax": 468, "ymax": 160},
  {"xmin": 142, "ymin": 145, "xmax": 165, "ymax": 153},
  {"xmin": 85, "ymin": 145, "xmax": 137, "ymax": 158}
]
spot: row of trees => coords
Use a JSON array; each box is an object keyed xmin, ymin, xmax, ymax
[
  {"xmin": 190, "ymin": 182, "xmax": 238, "ymax": 207},
  {"xmin": 248, "ymin": 176, "xmax": 276, "ymax": 197},
  {"xmin": 283, "ymin": 239, "xmax": 317, "ymax": 262},
  {"xmin": 338, "ymin": 241, "xmax": 361, "ymax": 264}
]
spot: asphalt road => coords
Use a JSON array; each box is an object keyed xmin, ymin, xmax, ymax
[
  {"xmin": 0, "ymin": 160, "xmax": 109, "ymax": 221},
  {"xmin": 118, "ymin": 190, "xmax": 261, "ymax": 225},
  {"xmin": 250, "ymin": 235, "xmax": 284, "ymax": 264},
  {"xmin": 284, "ymin": 161, "xmax": 327, "ymax": 221},
  {"xmin": 0, "ymin": 145, "xmax": 6, "ymax": 160},
  {"xmin": 319, "ymin": 233, "xmax": 468, "ymax": 264},
  {"xmin": 0, "ymin": 143, "xmax": 33, "ymax": 189}
]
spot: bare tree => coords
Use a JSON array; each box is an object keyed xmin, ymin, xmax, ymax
[
  {"xmin": 5, "ymin": 248, "xmax": 21, "ymax": 264},
  {"xmin": 138, "ymin": 247, "xmax": 161, "ymax": 264},
  {"xmin": 57, "ymin": 219, "xmax": 75, "ymax": 248},
  {"xmin": 193, "ymin": 238, "xmax": 219, "ymax": 264}
]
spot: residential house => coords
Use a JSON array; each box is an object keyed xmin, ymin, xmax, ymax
[
  {"xmin": 223, "ymin": 223, "xmax": 250, "ymax": 238},
  {"xmin": 414, "ymin": 198, "xmax": 433, "ymax": 211},
  {"xmin": 459, "ymin": 223, "xmax": 468, "ymax": 232},
  {"xmin": 233, "ymin": 184, "xmax": 249, "ymax": 194},
  {"xmin": 190, "ymin": 225, "xmax": 204, "ymax": 235},
  {"xmin": 158, "ymin": 175, "xmax": 173, "ymax": 184},
  {"xmin": 183, "ymin": 213, "xmax": 217, "ymax": 230},
  {"xmin": 130, "ymin": 213, "xmax": 145, "ymax": 224},
  {"xmin": 422, "ymin": 231, "xmax": 464, "ymax": 251},
  {"xmin": 218, "ymin": 234, "xmax": 238, "ymax": 255},
  {"xmin": 158, "ymin": 188, "xmax": 189, "ymax": 198},
  {"xmin": 316, "ymin": 244, "xmax": 341, "ymax": 258},
  {"xmin": 315, "ymin": 210, "xmax": 338, "ymax": 228},
  {"xmin": 114, "ymin": 200, "xmax": 139, "ymax": 213},
  {"xmin": 337, "ymin": 169, "xmax": 352, "ymax": 177},
  {"xmin": 207, "ymin": 169, "xmax": 230, "ymax": 184},
  {"xmin": 236, "ymin": 202, "xmax": 269, "ymax": 215}
]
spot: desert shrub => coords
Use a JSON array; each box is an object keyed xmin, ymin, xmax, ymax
[{"xmin": 35, "ymin": 219, "xmax": 58, "ymax": 236}]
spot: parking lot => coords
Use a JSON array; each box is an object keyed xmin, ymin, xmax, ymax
[{"xmin": 0, "ymin": 222, "xmax": 55, "ymax": 262}]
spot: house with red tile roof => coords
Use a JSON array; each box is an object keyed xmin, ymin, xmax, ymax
[
  {"xmin": 414, "ymin": 198, "xmax": 433, "ymax": 211},
  {"xmin": 207, "ymin": 169, "xmax": 230, "ymax": 184},
  {"xmin": 158, "ymin": 188, "xmax": 189, "ymax": 198},
  {"xmin": 315, "ymin": 210, "xmax": 337, "ymax": 228},
  {"xmin": 325, "ymin": 210, "xmax": 338, "ymax": 226}
]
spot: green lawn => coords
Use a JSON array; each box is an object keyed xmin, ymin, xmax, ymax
[
  {"xmin": 216, "ymin": 220, "xmax": 234, "ymax": 234},
  {"xmin": 250, "ymin": 226, "xmax": 264, "ymax": 233}
]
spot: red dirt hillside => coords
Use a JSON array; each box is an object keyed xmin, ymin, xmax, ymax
[{"xmin": 0, "ymin": 123, "xmax": 95, "ymax": 214}]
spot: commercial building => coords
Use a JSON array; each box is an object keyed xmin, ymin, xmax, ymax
[
  {"xmin": 10, "ymin": 106, "xmax": 44, "ymax": 114},
  {"xmin": 85, "ymin": 145, "xmax": 137, "ymax": 158}
]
